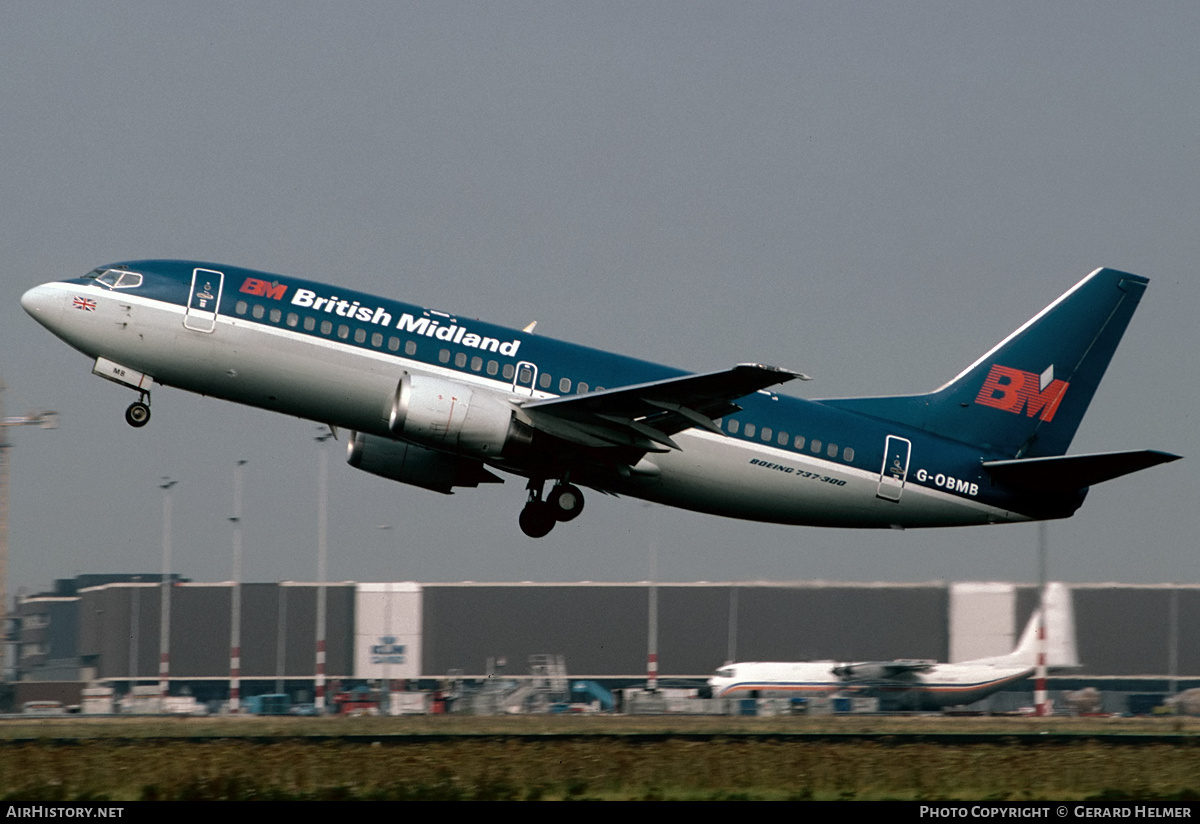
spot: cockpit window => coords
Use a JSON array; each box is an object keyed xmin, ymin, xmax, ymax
[
  {"xmin": 715, "ymin": 667, "xmax": 735, "ymax": 679},
  {"xmin": 84, "ymin": 268, "xmax": 143, "ymax": 289}
]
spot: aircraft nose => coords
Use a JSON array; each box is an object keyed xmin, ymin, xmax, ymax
[
  {"xmin": 22, "ymin": 284, "xmax": 48, "ymax": 315},
  {"xmin": 21, "ymin": 283, "xmax": 65, "ymax": 328}
]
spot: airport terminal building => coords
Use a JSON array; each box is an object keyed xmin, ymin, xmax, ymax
[{"xmin": 11, "ymin": 576, "xmax": 1200, "ymax": 713}]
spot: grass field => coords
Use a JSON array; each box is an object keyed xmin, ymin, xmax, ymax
[{"xmin": 0, "ymin": 715, "xmax": 1197, "ymax": 801}]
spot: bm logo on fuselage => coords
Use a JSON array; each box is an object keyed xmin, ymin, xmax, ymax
[
  {"xmin": 975, "ymin": 364, "xmax": 1069, "ymax": 423},
  {"xmin": 240, "ymin": 277, "xmax": 288, "ymax": 300}
]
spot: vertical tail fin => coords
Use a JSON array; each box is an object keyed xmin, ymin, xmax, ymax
[
  {"xmin": 971, "ymin": 583, "xmax": 1078, "ymax": 668},
  {"xmin": 825, "ymin": 268, "xmax": 1148, "ymax": 458}
]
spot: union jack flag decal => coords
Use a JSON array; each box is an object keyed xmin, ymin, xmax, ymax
[{"xmin": 72, "ymin": 296, "xmax": 97, "ymax": 312}]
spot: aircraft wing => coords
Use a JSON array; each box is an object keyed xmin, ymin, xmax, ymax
[
  {"xmin": 832, "ymin": 660, "xmax": 937, "ymax": 680},
  {"xmin": 518, "ymin": 363, "xmax": 808, "ymax": 452}
]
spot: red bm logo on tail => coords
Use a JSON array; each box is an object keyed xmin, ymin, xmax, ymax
[{"xmin": 975, "ymin": 364, "xmax": 1069, "ymax": 423}]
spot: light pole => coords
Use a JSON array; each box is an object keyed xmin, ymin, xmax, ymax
[
  {"xmin": 314, "ymin": 430, "xmax": 332, "ymax": 713},
  {"xmin": 1035, "ymin": 522, "xmax": 1049, "ymax": 717},
  {"xmin": 229, "ymin": 460, "xmax": 247, "ymax": 713},
  {"xmin": 647, "ymin": 539, "xmax": 658, "ymax": 693},
  {"xmin": 376, "ymin": 524, "xmax": 394, "ymax": 714},
  {"xmin": 159, "ymin": 478, "xmax": 177, "ymax": 709}
]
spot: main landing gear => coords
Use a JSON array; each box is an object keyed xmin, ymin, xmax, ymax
[
  {"xmin": 124, "ymin": 393, "xmax": 151, "ymax": 428},
  {"xmin": 519, "ymin": 478, "xmax": 585, "ymax": 538}
]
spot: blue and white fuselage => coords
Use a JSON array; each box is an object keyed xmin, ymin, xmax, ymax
[{"xmin": 21, "ymin": 261, "xmax": 1178, "ymax": 536}]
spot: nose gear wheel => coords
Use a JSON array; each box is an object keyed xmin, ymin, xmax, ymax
[{"xmin": 125, "ymin": 392, "xmax": 151, "ymax": 428}]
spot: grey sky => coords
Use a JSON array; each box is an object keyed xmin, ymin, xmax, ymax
[{"xmin": 2, "ymin": 2, "xmax": 1196, "ymax": 597}]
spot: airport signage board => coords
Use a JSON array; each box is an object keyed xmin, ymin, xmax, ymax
[{"xmin": 354, "ymin": 583, "xmax": 422, "ymax": 680}]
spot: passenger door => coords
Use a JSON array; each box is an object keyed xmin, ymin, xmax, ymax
[{"xmin": 183, "ymin": 268, "xmax": 224, "ymax": 333}]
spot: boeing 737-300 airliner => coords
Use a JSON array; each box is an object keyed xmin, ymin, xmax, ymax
[{"xmin": 22, "ymin": 262, "xmax": 1179, "ymax": 537}]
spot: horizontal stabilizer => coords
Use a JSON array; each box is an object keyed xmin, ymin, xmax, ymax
[{"xmin": 982, "ymin": 449, "xmax": 1180, "ymax": 492}]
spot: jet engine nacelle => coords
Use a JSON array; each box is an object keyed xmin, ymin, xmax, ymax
[
  {"xmin": 387, "ymin": 372, "xmax": 532, "ymax": 458},
  {"xmin": 347, "ymin": 431, "xmax": 502, "ymax": 494}
]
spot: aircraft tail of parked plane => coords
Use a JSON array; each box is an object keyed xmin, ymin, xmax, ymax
[
  {"xmin": 21, "ymin": 261, "xmax": 1179, "ymax": 536},
  {"xmin": 965, "ymin": 582, "xmax": 1077, "ymax": 669},
  {"xmin": 708, "ymin": 583, "xmax": 1078, "ymax": 711}
]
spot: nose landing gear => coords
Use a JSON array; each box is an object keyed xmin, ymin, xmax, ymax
[
  {"xmin": 519, "ymin": 478, "xmax": 586, "ymax": 537},
  {"xmin": 90, "ymin": 358, "xmax": 155, "ymax": 428}
]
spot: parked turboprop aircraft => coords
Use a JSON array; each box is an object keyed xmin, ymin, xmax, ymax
[
  {"xmin": 22, "ymin": 262, "xmax": 1178, "ymax": 536},
  {"xmin": 708, "ymin": 583, "xmax": 1078, "ymax": 711}
]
